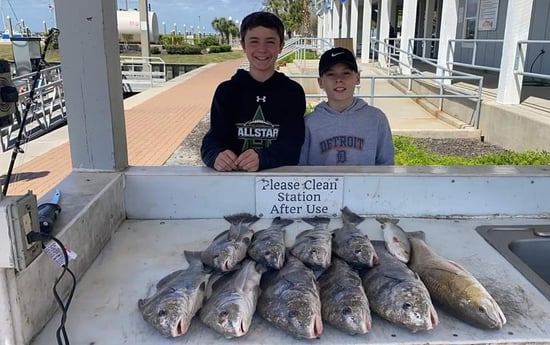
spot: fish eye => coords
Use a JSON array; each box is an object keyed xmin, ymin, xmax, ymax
[
  {"xmin": 402, "ymin": 302, "xmax": 412, "ymax": 310},
  {"xmin": 310, "ymin": 248, "xmax": 317, "ymax": 254},
  {"xmin": 354, "ymin": 248, "xmax": 362, "ymax": 254},
  {"xmin": 342, "ymin": 306, "xmax": 352, "ymax": 315},
  {"xmin": 220, "ymin": 310, "xmax": 229, "ymax": 318},
  {"xmin": 288, "ymin": 310, "xmax": 297, "ymax": 319},
  {"xmin": 158, "ymin": 309, "xmax": 167, "ymax": 317},
  {"xmin": 478, "ymin": 306, "xmax": 487, "ymax": 314}
]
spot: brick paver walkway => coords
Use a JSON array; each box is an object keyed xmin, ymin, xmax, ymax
[{"xmin": 4, "ymin": 58, "xmax": 245, "ymax": 198}]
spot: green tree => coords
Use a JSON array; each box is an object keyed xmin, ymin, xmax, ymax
[
  {"xmin": 263, "ymin": 0, "xmax": 313, "ymax": 38},
  {"xmin": 211, "ymin": 17, "xmax": 239, "ymax": 45}
]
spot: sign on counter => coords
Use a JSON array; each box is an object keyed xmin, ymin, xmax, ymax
[{"xmin": 255, "ymin": 176, "xmax": 343, "ymax": 218}]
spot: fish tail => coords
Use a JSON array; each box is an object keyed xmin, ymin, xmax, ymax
[
  {"xmin": 271, "ymin": 216, "xmax": 294, "ymax": 228},
  {"xmin": 341, "ymin": 206, "xmax": 365, "ymax": 225},
  {"xmin": 224, "ymin": 212, "xmax": 260, "ymax": 225},
  {"xmin": 375, "ymin": 216, "xmax": 400, "ymax": 225},
  {"xmin": 302, "ymin": 216, "xmax": 331, "ymax": 228}
]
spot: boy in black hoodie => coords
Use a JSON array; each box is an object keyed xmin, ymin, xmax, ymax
[{"xmin": 200, "ymin": 11, "xmax": 306, "ymax": 172}]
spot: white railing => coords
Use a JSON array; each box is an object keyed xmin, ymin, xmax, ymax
[
  {"xmin": 345, "ymin": 38, "xmax": 483, "ymax": 128},
  {"xmin": 120, "ymin": 56, "xmax": 166, "ymax": 92},
  {"xmin": 447, "ymin": 39, "xmax": 504, "ymax": 72},
  {"xmin": 408, "ymin": 38, "xmax": 549, "ymax": 82},
  {"xmin": 279, "ymin": 37, "xmax": 333, "ymax": 61},
  {"xmin": 514, "ymin": 40, "xmax": 550, "ymax": 82},
  {"xmin": 1, "ymin": 65, "xmax": 66, "ymax": 152},
  {"xmin": 408, "ymin": 38, "xmax": 440, "ymax": 62},
  {"xmin": 288, "ymin": 73, "xmax": 483, "ymax": 128}
]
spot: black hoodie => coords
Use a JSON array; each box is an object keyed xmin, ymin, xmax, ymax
[{"xmin": 201, "ymin": 69, "xmax": 306, "ymax": 170}]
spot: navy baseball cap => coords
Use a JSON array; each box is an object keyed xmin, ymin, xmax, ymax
[{"xmin": 318, "ymin": 47, "xmax": 358, "ymax": 76}]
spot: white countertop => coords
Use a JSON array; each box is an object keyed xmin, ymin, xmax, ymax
[{"xmin": 31, "ymin": 216, "xmax": 550, "ymax": 345}]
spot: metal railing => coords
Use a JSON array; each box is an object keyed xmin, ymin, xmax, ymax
[
  {"xmin": 446, "ymin": 39, "xmax": 504, "ymax": 72},
  {"xmin": 514, "ymin": 40, "xmax": 550, "ymax": 82},
  {"xmin": 287, "ymin": 72, "xmax": 482, "ymax": 128},
  {"xmin": 312, "ymin": 38, "xmax": 484, "ymax": 128},
  {"xmin": 408, "ymin": 38, "xmax": 440, "ymax": 62},
  {"xmin": 120, "ymin": 56, "xmax": 166, "ymax": 92},
  {"xmin": 407, "ymin": 38, "xmax": 550, "ymax": 82},
  {"xmin": 1, "ymin": 65, "xmax": 67, "ymax": 152}
]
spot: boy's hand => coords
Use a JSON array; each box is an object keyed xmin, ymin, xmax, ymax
[
  {"xmin": 214, "ymin": 150, "xmax": 238, "ymax": 171},
  {"xmin": 235, "ymin": 149, "xmax": 259, "ymax": 172}
]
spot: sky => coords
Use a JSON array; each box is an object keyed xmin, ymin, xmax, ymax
[{"xmin": 1, "ymin": 0, "xmax": 266, "ymax": 35}]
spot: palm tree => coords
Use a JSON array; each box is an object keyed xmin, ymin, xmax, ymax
[
  {"xmin": 263, "ymin": 0, "xmax": 313, "ymax": 38},
  {"xmin": 211, "ymin": 17, "xmax": 239, "ymax": 45}
]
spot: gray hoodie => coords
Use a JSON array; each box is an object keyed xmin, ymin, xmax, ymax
[{"xmin": 299, "ymin": 98, "xmax": 395, "ymax": 165}]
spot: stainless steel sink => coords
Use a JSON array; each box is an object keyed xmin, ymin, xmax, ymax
[{"xmin": 476, "ymin": 225, "xmax": 550, "ymax": 300}]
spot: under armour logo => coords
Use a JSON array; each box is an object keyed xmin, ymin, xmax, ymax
[{"xmin": 256, "ymin": 96, "xmax": 267, "ymax": 103}]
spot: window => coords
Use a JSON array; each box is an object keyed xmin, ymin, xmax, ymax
[{"xmin": 463, "ymin": 0, "xmax": 478, "ymax": 39}]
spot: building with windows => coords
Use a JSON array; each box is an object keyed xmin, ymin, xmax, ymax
[{"xmin": 316, "ymin": 0, "xmax": 549, "ymax": 105}]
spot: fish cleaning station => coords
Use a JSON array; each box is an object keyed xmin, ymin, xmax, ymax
[{"xmin": 1, "ymin": 0, "xmax": 550, "ymax": 344}]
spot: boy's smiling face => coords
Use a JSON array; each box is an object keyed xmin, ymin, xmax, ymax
[
  {"xmin": 318, "ymin": 63, "xmax": 360, "ymax": 109},
  {"xmin": 241, "ymin": 26, "xmax": 283, "ymax": 81}
]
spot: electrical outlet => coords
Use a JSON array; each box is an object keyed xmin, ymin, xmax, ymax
[{"xmin": 0, "ymin": 192, "xmax": 42, "ymax": 270}]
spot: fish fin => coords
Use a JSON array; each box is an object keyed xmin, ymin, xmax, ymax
[
  {"xmin": 341, "ymin": 206, "xmax": 365, "ymax": 225},
  {"xmin": 302, "ymin": 216, "xmax": 331, "ymax": 228},
  {"xmin": 206, "ymin": 271, "xmax": 231, "ymax": 298},
  {"xmin": 254, "ymin": 261, "xmax": 269, "ymax": 275},
  {"xmin": 198, "ymin": 280, "xmax": 207, "ymax": 293},
  {"xmin": 227, "ymin": 224, "xmax": 240, "ymax": 241},
  {"xmin": 232, "ymin": 260, "xmax": 255, "ymax": 292},
  {"xmin": 382, "ymin": 272, "xmax": 409, "ymax": 283},
  {"xmin": 271, "ymin": 216, "xmax": 294, "ymax": 228},
  {"xmin": 312, "ymin": 267, "xmax": 326, "ymax": 279},
  {"xmin": 184, "ymin": 250, "xmax": 215, "ymax": 273},
  {"xmin": 224, "ymin": 212, "xmax": 260, "ymax": 226},
  {"xmin": 156, "ymin": 270, "xmax": 185, "ymax": 290},
  {"xmin": 137, "ymin": 298, "xmax": 149, "ymax": 311},
  {"xmin": 375, "ymin": 216, "xmax": 400, "ymax": 225},
  {"xmin": 184, "ymin": 250, "xmax": 203, "ymax": 266},
  {"xmin": 430, "ymin": 304, "xmax": 440, "ymax": 327},
  {"xmin": 212, "ymin": 229, "xmax": 230, "ymax": 242},
  {"xmin": 447, "ymin": 259, "xmax": 470, "ymax": 273}
]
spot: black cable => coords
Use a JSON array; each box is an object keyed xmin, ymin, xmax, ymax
[
  {"xmin": 50, "ymin": 235, "xmax": 75, "ymax": 345},
  {"xmin": 27, "ymin": 231, "xmax": 75, "ymax": 345},
  {"xmin": 529, "ymin": 49, "xmax": 545, "ymax": 73},
  {"xmin": 2, "ymin": 27, "xmax": 60, "ymax": 195}
]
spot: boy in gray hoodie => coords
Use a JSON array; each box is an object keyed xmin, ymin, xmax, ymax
[{"xmin": 299, "ymin": 47, "xmax": 395, "ymax": 165}]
